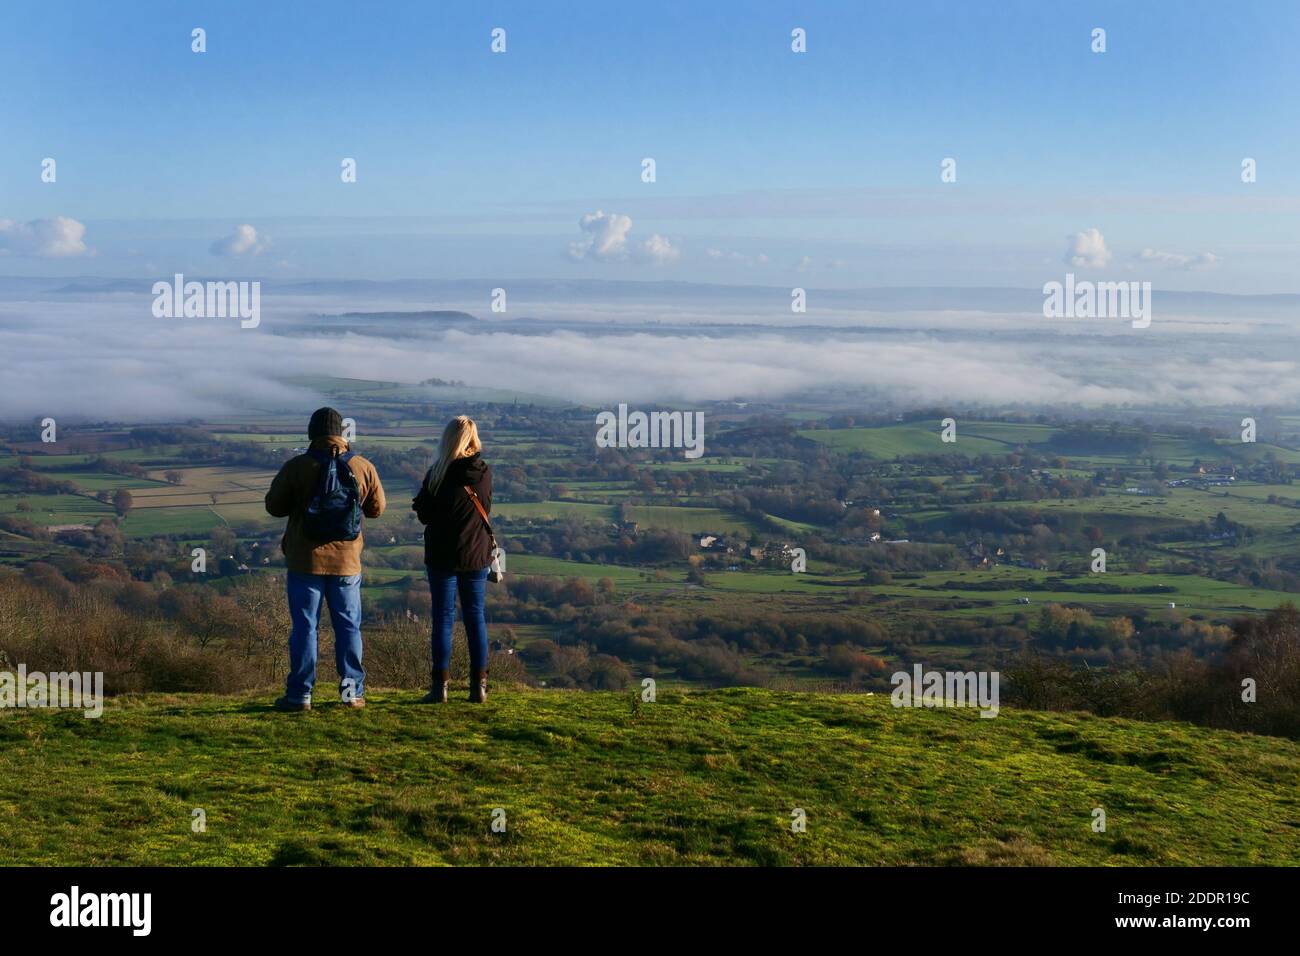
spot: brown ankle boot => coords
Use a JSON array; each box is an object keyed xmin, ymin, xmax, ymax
[
  {"xmin": 469, "ymin": 668, "xmax": 488, "ymax": 703},
  {"xmin": 421, "ymin": 670, "xmax": 450, "ymax": 704}
]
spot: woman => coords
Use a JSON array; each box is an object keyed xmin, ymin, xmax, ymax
[{"xmin": 412, "ymin": 415, "xmax": 494, "ymax": 703}]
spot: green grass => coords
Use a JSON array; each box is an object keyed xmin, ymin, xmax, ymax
[
  {"xmin": 694, "ymin": 565, "xmax": 1291, "ymax": 614},
  {"xmin": 800, "ymin": 423, "xmax": 1013, "ymax": 457},
  {"xmin": 0, "ymin": 688, "xmax": 1295, "ymax": 865},
  {"xmin": 626, "ymin": 505, "xmax": 761, "ymax": 536},
  {"xmin": 965, "ymin": 486, "xmax": 1300, "ymax": 533},
  {"xmin": 60, "ymin": 471, "xmax": 171, "ymax": 492},
  {"xmin": 761, "ymin": 512, "xmax": 823, "ymax": 534},
  {"xmin": 0, "ymin": 493, "xmax": 113, "ymax": 525},
  {"xmin": 119, "ymin": 506, "xmax": 225, "ymax": 536},
  {"xmin": 494, "ymin": 502, "xmax": 761, "ymax": 537},
  {"xmin": 797, "ymin": 421, "xmax": 1300, "ymax": 468},
  {"xmin": 506, "ymin": 554, "xmax": 686, "ymax": 588},
  {"xmin": 212, "ymin": 432, "xmax": 438, "ymax": 451},
  {"xmin": 494, "ymin": 501, "xmax": 616, "ymax": 522}
]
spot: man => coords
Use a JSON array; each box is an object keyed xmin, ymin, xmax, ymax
[{"xmin": 265, "ymin": 407, "xmax": 385, "ymax": 711}]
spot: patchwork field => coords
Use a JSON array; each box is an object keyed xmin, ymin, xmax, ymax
[{"xmin": 4, "ymin": 399, "xmax": 1299, "ymax": 691}]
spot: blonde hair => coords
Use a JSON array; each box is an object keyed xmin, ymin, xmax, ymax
[{"xmin": 426, "ymin": 415, "xmax": 482, "ymax": 495}]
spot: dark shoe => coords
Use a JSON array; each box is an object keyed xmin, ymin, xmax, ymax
[
  {"xmin": 421, "ymin": 670, "xmax": 450, "ymax": 704},
  {"xmin": 469, "ymin": 669, "xmax": 488, "ymax": 704},
  {"xmin": 274, "ymin": 696, "xmax": 311, "ymax": 712}
]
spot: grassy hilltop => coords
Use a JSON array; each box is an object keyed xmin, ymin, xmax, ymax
[{"xmin": 1, "ymin": 687, "xmax": 1296, "ymax": 866}]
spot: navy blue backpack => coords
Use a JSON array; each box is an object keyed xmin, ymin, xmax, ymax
[{"xmin": 303, "ymin": 449, "xmax": 363, "ymax": 542}]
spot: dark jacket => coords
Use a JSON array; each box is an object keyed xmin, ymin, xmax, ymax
[
  {"xmin": 412, "ymin": 454, "xmax": 493, "ymax": 572},
  {"xmin": 265, "ymin": 436, "xmax": 386, "ymax": 575}
]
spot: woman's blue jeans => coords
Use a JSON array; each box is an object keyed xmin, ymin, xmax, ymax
[{"xmin": 427, "ymin": 567, "xmax": 489, "ymax": 672}]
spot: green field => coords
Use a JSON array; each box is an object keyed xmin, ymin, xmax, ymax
[
  {"xmin": 495, "ymin": 501, "xmax": 616, "ymax": 522},
  {"xmin": 801, "ymin": 421, "xmax": 1300, "ymax": 468},
  {"xmin": 697, "ymin": 566, "xmax": 1292, "ymax": 618},
  {"xmin": 213, "ymin": 433, "xmax": 438, "ymax": 451},
  {"xmin": 5, "ymin": 396, "xmax": 1300, "ymax": 685},
  {"xmin": 506, "ymin": 554, "xmax": 685, "ymax": 588},
  {"xmin": 801, "ymin": 423, "xmax": 1014, "ymax": 457},
  {"xmin": 0, "ymin": 493, "xmax": 112, "ymax": 525},
  {"xmin": 496, "ymin": 502, "xmax": 761, "ymax": 536},
  {"xmin": 68, "ymin": 472, "xmax": 171, "ymax": 492},
  {"xmin": 966, "ymin": 487, "xmax": 1300, "ymax": 534},
  {"xmin": 626, "ymin": 505, "xmax": 762, "ymax": 536},
  {"xmin": 119, "ymin": 506, "xmax": 226, "ymax": 536},
  {"xmin": 1, "ymin": 688, "xmax": 1295, "ymax": 865}
]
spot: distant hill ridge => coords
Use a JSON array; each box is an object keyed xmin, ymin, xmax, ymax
[
  {"xmin": 331, "ymin": 310, "xmax": 478, "ymax": 323},
  {"xmin": 21, "ymin": 276, "xmax": 1300, "ymax": 317}
]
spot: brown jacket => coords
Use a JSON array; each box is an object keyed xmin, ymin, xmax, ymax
[{"xmin": 265, "ymin": 436, "xmax": 386, "ymax": 575}]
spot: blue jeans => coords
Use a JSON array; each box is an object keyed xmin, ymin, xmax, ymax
[
  {"xmin": 285, "ymin": 571, "xmax": 365, "ymax": 703},
  {"xmin": 428, "ymin": 568, "xmax": 489, "ymax": 672}
]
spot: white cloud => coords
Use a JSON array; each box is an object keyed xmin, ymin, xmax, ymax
[
  {"xmin": 5, "ymin": 292, "xmax": 1299, "ymax": 421},
  {"xmin": 210, "ymin": 223, "xmax": 270, "ymax": 257},
  {"xmin": 636, "ymin": 232, "xmax": 680, "ymax": 263},
  {"xmin": 794, "ymin": 255, "xmax": 848, "ymax": 272},
  {"xmin": 568, "ymin": 211, "xmax": 631, "ymax": 261},
  {"xmin": 1139, "ymin": 248, "xmax": 1221, "ymax": 271},
  {"xmin": 1066, "ymin": 228, "xmax": 1111, "ymax": 268},
  {"xmin": 0, "ymin": 217, "xmax": 89, "ymax": 257},
  {"xmin": 706, "ymin": 248, "xmax": 769, "ymax": 266},
  {"xmin": 567, "ymin": 210, "xmax": 678, "ymax": 264}
]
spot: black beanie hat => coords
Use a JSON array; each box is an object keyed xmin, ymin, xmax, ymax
[{"xmin": 308, "ymin": 407, "xmax": 344, "ymax": 440}]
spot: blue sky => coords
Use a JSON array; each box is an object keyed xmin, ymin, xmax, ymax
[{"xmin": 2, "ymin": 0, "xmax": 1298, "ymax": 290}]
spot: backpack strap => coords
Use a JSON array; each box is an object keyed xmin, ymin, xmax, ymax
[
  {"xmin": 306, "ymin": 446, "xmax": 352, "ymax": 466},
  {"xmin": 464, "ymin": 486, "xmax": 496, "ymax": 546}
]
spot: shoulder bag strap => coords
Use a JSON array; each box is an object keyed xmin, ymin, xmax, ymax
[{"xmin": 464, "ymin": 486, "xmax": 497, "ymax": 546}]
